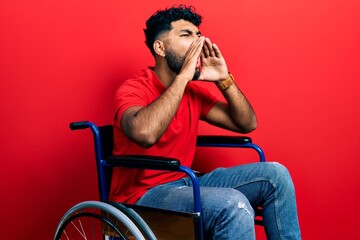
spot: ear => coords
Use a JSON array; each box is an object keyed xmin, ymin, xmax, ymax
[{"xmin": 153, "ymin": 40, "xmax": 166, "ymax": 57}]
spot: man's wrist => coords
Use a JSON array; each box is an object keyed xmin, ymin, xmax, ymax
[{"xmin": 216, "ymin": 73, "xmax": 234, "ymax": 91}]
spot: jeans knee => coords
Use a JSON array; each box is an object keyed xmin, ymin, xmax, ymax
[
  {"xmin": 218, "ymin": 189, "xmax": 255, "ymax": 219},
  {"xmin": 271, "ymin": 161, "xmax": 289, "ymax": 174},
  {"xmin": 268, "ymin": 162, "xmax": 295, "ymax": 193},
  {"xmin": 203, "ymin": 189, "xmax": 255, "ymax": 240}
]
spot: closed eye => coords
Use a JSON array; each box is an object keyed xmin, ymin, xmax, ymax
[{"xmin": 179, "ymin": 29, "xmax": 201, "ymax": 37}]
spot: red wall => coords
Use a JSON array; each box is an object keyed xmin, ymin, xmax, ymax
[{"xmin": 1, "ymin": 0, "xmax": 359, "ymax": 239}]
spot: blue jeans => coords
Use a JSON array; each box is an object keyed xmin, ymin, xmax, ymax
[{"xmin": 136, "ymin": 162, "xmax": 301, "ymax": 239}]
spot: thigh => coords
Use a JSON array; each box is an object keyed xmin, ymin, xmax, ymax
[
  {"xmin": 136, "ymin": 179, "xmax": 253, "ymax": 214},
  {"xmin": 195, "ymin": 162, "xmax": 290, "ymax": 207}
]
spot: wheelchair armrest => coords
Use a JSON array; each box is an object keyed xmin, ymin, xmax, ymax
[
  {"xmin": 105, "ymin": 155, "xmax": 180, "ymax": 171},
  {"xmin": 196, "ymin": 135, "xmax": 266, "ymax": 162},
  {"xmin": 196, "ymin": 135, "xmax": 252, "ymax": 146}
]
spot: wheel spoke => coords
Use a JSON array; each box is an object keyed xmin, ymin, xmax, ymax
[{"xmin": 70, "ymin": 220, "xmax": 87, "ymax": 239}]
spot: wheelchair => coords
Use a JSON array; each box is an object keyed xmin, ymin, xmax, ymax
[{"xmin": 54, "ymin": 121, "xmax": 266, "ymax": 240}]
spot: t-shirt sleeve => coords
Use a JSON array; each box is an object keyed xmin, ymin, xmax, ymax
[{"xmin": 114, "ymin": 80, "xmax": 147, "ymax": 124}]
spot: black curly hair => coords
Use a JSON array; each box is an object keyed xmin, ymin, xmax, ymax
[{"xmin": 144, "ymin": 5, "xmax": 202, "ymax": 56}]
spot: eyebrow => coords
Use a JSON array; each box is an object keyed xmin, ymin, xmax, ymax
[{"xmin": 180, "ymin": 29, "xmax": 201, "ymax": 36}]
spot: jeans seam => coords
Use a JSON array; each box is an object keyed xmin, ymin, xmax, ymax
[{"xmin": 233, "ymin": 177, "xmax": 283, "ymax": 240}]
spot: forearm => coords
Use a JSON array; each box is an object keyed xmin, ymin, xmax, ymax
[
  {"xmin": 122, "ymin": 77, "xmax": 188, "ymax": 147},
  {"xmin": 217, "ymin": 76, "xmax": 257, "ymax": 133}
]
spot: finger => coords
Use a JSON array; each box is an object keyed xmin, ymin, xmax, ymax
[
  {"xmin": 212, "ymin": 43, "xmax": 223, "ymax": 58},
  {"xmin": 192, "ymin": 37, "xmax": 205, "ymax": 57},
  {"xmin": 205, "ymin": 38, "xmax": 216, "ymax": 57},
  {"xmin": 202, "ymin": 38, "xmax": 210, "ymax": 58},
  {"xmin": 184, "ymin": 37, "xmax": 203, "ymax": 62},
  {"xmin": 182, "ymin": 37, "xmax": 204, "ymax": 72},
  {"xmin": 195, "ymin": 37, "xmax": 206, "ymax": 56},
  {"xmin": 200, "ymin": 50, "xmax": 205, "ymax": 61}
]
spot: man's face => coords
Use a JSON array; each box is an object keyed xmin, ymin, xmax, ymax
[{"xmin": 162, "ymin": 20, "xmax": 201, "ymax": 79}]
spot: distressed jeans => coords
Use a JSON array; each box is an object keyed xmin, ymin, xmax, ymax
[{"xmin": 136, "ymin": 162, "xmax": 301, "ymax": 239}]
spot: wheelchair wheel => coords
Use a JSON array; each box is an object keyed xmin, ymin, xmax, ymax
[{"xmin": 54, "ymin": 201, "xmax": 150, "ymax": 240}]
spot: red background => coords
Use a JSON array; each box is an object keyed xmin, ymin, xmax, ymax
[{"xmin": 1, "ymin": 0, "xmax": 359, "ymax": 239}]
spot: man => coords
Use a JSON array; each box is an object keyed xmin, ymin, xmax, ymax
[{"xmin": 110, "ymin": 5, "xmax": 301, "ymax": 239}]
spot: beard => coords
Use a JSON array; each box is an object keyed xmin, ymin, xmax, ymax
[{"xmin": 165, "ymin": 48, "xmax": 201, "ymax": 80}]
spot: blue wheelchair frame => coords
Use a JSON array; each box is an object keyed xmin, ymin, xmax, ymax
[{"xmin": 69, "ymin": 121, "xmax": 266, "ymax": 240}]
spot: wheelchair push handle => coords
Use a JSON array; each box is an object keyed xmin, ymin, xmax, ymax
[{"xmin": 69, "ymin": 121, "xmax": 92, "ymax": 130}]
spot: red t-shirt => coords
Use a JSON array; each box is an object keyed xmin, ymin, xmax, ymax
[{"xmin": 110, "ymin": 68, "xmax": 218, "ymax": 204}]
